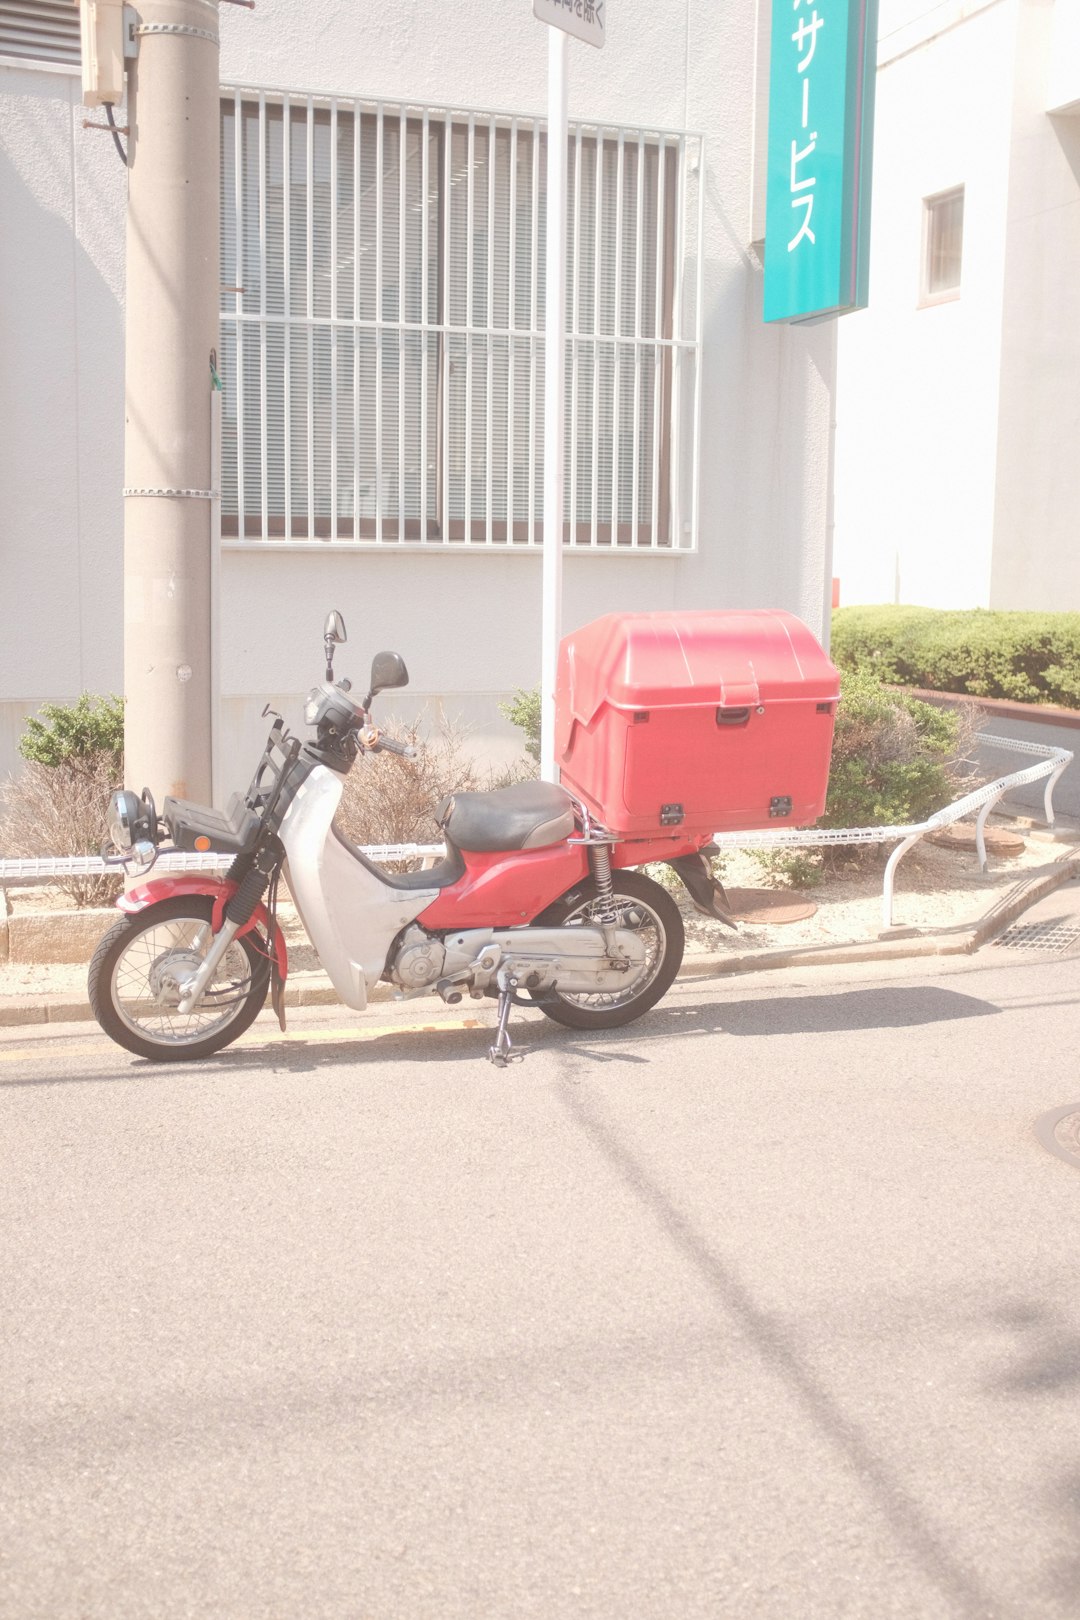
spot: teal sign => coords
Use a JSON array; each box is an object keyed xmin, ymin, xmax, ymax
[{"xmin": 763, "ymin": 0, "xmax": 878, "ymax": 323}]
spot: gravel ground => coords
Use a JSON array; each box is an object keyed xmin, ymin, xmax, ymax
[{"xmin": 682, "ymin": 830, "xmax": 1067, "ymax": 954}]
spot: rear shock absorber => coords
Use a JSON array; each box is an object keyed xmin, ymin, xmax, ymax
[{"xmin": 590, "ymin": 842, "xmax": 619, "ymax": 927}]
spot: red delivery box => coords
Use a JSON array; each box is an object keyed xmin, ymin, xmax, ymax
[{"xmin": 555, "ymin": 610, "xmax": 840, "ymax": 839}]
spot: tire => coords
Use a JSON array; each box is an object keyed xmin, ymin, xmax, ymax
[
  {"xmin": 529, "ymin": 869, "xmax": 684, "ymax": 1030},
  {"xmin": 88, "ymin": 896, "xmax": 272, "ymax": 1062}
]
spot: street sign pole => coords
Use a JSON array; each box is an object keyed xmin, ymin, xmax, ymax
[
  {"xmin": 534, "ymin": 1, "xmax": 605, "ymax": 781},
  {"xmin": 540, "ymin": 23, "xmax": 569, "ymax": 784}
]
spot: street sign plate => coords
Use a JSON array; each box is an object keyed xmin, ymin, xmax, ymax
[
  {"xmin": 763, "ymin": 0, "xmax": 878, "ymax": 323},
  {"xmin": 534, "ymin": 0, "xmax": 606, "ymax": 50}
]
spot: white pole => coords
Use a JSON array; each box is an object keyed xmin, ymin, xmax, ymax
[{"xmin": 541, "ymin": 26, "xmax": 569, "ymax": 783}]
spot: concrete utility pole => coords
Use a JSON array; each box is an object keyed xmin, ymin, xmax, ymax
[{"xmin": 123, "ymin": 0, "xmax": 220, "ymax": 804}]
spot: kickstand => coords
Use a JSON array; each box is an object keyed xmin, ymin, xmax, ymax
[{"xmin": 488, "ymin": 973, "xmax": 524, "ymax": 1068}]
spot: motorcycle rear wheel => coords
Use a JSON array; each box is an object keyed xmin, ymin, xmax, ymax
[
  {"xmin": 529, "ymin": 869, "xmax": 684, "ymax": 1030},
  {"xmin": 88, "ymin": 896, "xmax": 271, "ymax": 1061}
]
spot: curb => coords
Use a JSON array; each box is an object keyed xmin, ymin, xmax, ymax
[{"xmin": 3, "ymin": 852, "xmax": 1078, "ymax": 1032}]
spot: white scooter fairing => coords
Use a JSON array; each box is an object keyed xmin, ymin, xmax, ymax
[
  {"xmin": 280, "ymin": 764, "xmax": 439, "ymax": 1010},
  {"xmin": 280, "ymin": 761, "xmax": 647, "ymax": 1011}
]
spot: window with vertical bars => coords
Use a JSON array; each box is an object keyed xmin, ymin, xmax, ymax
[{"xmin": 220, "ymin": 91, "xmax": 702, "ymax": 549}]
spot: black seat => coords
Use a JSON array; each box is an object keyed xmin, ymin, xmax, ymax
[{"xmin": 435, "ymin": 781, "xmax": 576, "ymax": 853}]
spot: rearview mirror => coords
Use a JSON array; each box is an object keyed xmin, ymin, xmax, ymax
[
  {"xmin": 366, "ymin": 651, "xmax": 409, "ymax": 704},
  {"xmin": 323, "ymin": 610, "xmax": 347, "ymax": 680}
]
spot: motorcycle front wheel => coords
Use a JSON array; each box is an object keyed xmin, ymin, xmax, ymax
[
  {"xmin": 88, "ymin": 896, "xmax": 271, "ymax": 1061},
  {"xmin": 529, "ymin": 869, "xmax": 685, "ymax": 1030}
]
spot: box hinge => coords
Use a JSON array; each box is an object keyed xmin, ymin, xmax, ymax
[
  {"xmin": 769, "ymin": 796, "xmax": 793, "ymax": 818},
  {"xmin": 660, "ymin": 803, "xmax": 684, "ymax": 826}
]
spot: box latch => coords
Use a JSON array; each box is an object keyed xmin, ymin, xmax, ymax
[
  {"xmin": 716, "ymin": 706, "xmax": 751, "ymax": 727},
  {"xmin": 769, "ymin": 796, "xmax": 793, "ymax": 818},
  {"xmin": 660, "ymin": 803, "xmax": 684, "ymax": 826}
]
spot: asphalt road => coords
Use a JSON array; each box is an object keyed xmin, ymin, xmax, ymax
[
  {"xmin": 975, "ymin": 720, "xmax": 1080, "ymax": 823},
  {"xmin": 2, "ymin": 941, "xmax": 1080, "ymax": 1620}
]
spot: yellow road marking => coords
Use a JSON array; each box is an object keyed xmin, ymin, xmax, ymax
[{"xmin": 0, "ymin": 1017, "xmax": 488, "ymax": 1068}]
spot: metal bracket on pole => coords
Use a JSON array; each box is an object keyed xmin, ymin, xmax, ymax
[
  {"xmin": 123, "ymin": 487, "xmax": 218, "ymax": 499},
  {"xmin": 133, "ymin": 22, "xmax": 220, "ymax": 43}
]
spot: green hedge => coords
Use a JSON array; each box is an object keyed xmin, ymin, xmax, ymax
[{"xmin": 831, "ymin": 606, "xmax": 1080, "ymax": 708}]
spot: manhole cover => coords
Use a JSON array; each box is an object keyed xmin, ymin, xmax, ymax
[
  {"xmin": 724, "ymin": 888, "xmax": 818, "ymax": 925},
  {"xmin": 1035, "ymin": 1106, "xmax": 1080, "ymax": 1170},
  {"xmin": 927, "ymin": 823, "xmax": 1026, "ymax": 855},
  {"xmin": 992, "ymin": 922, "xmax": 1080, "ymax": 954}
]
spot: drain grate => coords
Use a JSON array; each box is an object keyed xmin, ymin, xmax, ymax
[{"xmin": 993, "ymin": 921, "xmax": 1080, "ymax": 954}]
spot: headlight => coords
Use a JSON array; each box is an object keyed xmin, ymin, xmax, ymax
[
  {"xmin": 107, "ymin": 790, "xmax": 141, "ymax": 853},
  {"xmin": 304, "ymin": 686, "xmax": 326, "ymax": 726}
]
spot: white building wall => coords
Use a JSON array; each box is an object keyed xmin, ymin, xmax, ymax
[
  {"xmin": 1, "ymin": 1, "xmax": 836, "ymax": 796},
  {"xmin": 989, "ymin": 0, "xmax": 1080, "ymax": 607},
  {"xmin": 832, "ymin": 0, "xmax": 1016, "ymax": 611},
  {"xmin": 0, "ymin": 61, "xmax": 125, "ymax": 770}
]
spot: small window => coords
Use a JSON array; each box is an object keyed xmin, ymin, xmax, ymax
[{"xmin": 921, "ymin": 187, "xmax": 964, "ymax": 304}]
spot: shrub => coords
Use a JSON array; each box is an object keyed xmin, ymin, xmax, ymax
[
  {"xmin": 749, "ymin": 673, "xmax": 977, "ymax": 885},
  {"xmin": 2, "ymin": 694, "xmax": 125, "ymax": 908},
  {"xmin": 819, "ymin": 668, "xmax": 968, "ymax": 833},
  {"xmin": 754, "ymin": 848, "xmax": 825, "ymax": 889},
  {"xmin": 500, "ymin": 687, "xmax": 542, "ymax": 761},
  {"xmin": 18, "ymin": 693, "xmax": 124, "ymax": 774},
  {"xmin": 831, "ymin": 606, "xmax": 1080, "ymax": 708}
]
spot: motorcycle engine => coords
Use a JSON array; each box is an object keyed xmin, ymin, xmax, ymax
[{"xmin": 390, "ymin": 925, "xmax": 447, "ymax": 989}]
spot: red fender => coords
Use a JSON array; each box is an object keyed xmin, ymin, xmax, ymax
[{"xmin": 116, "ymin": 875, "xmax": 288, "ymax": 980}]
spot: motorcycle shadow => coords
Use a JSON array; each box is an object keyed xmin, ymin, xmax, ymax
[
  {"xmin": 124, "ymin": 980, "xmax": 998, "ymax": 1078},
  {"xmin": 122, "ymin": 1006, "xmax": 646, "ymax": 1076}
]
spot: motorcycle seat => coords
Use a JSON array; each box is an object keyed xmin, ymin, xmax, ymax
[{"xmin": 435, "ymin": 781, "xmax": 576, "ymax": 853}]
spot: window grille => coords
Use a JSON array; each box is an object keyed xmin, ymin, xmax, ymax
[
  {"xmin": 0, "ymin": 0, "xmax": 79, "ymax": 64},
  {"xmin": 0, "ymin": 0, "xmax": 80, "ymax": 65},
  {"xmin": 220, "ymin": 90, "xmax": 703, "ymax": 549}
]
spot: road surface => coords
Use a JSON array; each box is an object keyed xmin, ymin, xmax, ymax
[{"xmin": 2, "ymin": 938, "xmax": 1079, "ymax": 1619}]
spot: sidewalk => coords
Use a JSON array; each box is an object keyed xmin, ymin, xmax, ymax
[{"xmin": 2, "ymin": 815, "xmax": 1079, "ymax": 1029}]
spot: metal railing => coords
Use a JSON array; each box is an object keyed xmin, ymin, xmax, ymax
[
  {"xmin": 0, "ymin": 735, "xmax": 1071, "ymax": 932},
  {"xmin": 706, "ymin": 733, "xmax": 1073, "ymax": 929}
]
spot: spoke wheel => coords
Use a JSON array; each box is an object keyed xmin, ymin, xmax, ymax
[
  {"xmin": 529, "ymin": 869, "xmax": 684, "ymax": 1030},
  {"xmin": 88, "ymin": 896, "xmax": 271, "ymax": 1061}
]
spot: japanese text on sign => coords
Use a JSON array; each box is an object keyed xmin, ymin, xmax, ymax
[
  {"xmin": 763, "ymin": 0, "xmax": 878, "ymax": 323},
  {"xmin": 789, "ymin": 1, "xmax": 824, "ymax": 252},
  {"xmin": 533, "ymin": 0, "xmax": 606, "ymax": 50}
]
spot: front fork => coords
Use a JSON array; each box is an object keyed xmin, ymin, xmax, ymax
[
  {"xmin": 177, "ymin": 918, "xmax": 244, "ymax": 1014},
  {"xmin": 176, "ymin": 856, "xmax": 278, "ymax": 1016}
]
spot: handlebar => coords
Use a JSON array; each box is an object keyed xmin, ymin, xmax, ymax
[
  {"xmin": 378, "ymin": 735, "xmax": 418, "ymax": 760},
  {"xmin": 357, "ymin": 724, "xmax": 417, "ymax": 760}
]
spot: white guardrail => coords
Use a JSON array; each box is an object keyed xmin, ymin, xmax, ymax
[{"xmin": 0, "ymin": 734, "xmax": 1071, "ymax": 932}]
